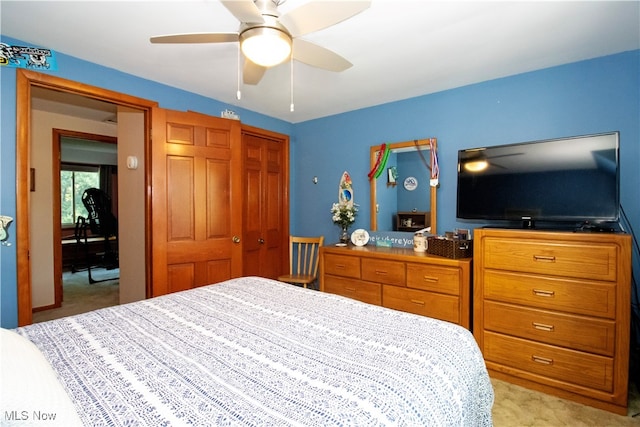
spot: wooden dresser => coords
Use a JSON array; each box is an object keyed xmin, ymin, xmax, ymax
[
  {"xmin": 473, "ymin": 228, "xmax": 632, "ymax": 415},
  {"xmin": 319, "ymin": 245, "xmax": 472, "ymax": 329}
]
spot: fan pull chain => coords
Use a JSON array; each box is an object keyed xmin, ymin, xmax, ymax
[
  {"xmin": 290, "ymin": 53, "xmax": 294, "ymax": 112},
  {"xmin": 236, "ymin": 45, "xmax": 242, "ymax": 100}
]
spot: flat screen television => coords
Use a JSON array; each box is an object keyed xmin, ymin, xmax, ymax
[{"xmin": 456, "ymin": 132, "xmax": 620, "ymax": 229}]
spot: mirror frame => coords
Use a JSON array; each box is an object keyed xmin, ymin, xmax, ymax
[{"xmin": 369, "ymin": 138, "xmax": 438, "ymax": 234}]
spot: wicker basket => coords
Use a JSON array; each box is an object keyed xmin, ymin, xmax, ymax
[{"xmin": 427, "ymin": 237, "xmax": 473, "ymax": 259}]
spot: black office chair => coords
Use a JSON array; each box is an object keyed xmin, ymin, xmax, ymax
[{"xmin": 73, "ymin": 188, "xmax": 119, "ymax": 283}]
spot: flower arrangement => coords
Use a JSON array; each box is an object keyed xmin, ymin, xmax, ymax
[{"xmin": 331, "ymin": 202, "xmax": 358, "ymax": 228}]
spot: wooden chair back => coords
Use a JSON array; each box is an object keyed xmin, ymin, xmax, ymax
[{"xmin": 278, "ymin": 235, "xmax": 324, "ymax": 288}]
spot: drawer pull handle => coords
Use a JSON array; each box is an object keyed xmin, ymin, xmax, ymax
[
  {"xmin": 532, "ymin": 355, "xmax": 554, "ymax": 365},
  {"xmin": 375, "ymin": 270, "xmax": 388, "ymax": 275},
  {"xmin": 411, "ymin": 299, "xmax": 425, "ymax": 306},
  {"xmin": 335, "ymin": 264, "xmax": 346, "ymax": 269},
  {"xmin": 345, "ymin": 287, "xmax": 356, "ymax": 292},
  {"xmin": 533, "ymin": 255, "xmax": 556, "ymax": 263},
  {"xmin": 533, "ymin": 289, "xmax": 555, "ymax": 298},
  {"xmin": 533, "ymin": 322, "xmax": 555, "ymax": 332},
  {"xmin": 422, "ymin": 276, "xmax": 439, "ymax": 283}
]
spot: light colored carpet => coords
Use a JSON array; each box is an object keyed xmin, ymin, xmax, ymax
[
  {"xmin": 491, "ymin": 377, "xmax": 640, "ymax": 426},
  {"xmin": 32, "ymin": 269, "xmax": 119, "ymax": 323}
]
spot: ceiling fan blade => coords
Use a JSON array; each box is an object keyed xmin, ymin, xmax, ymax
[
  {"xmin": 280, "ymin": 1, "xmax": 371, "ymax": 38},
  {"xmin": 150, "ymin": 33, "xmax": 238, "ymax": 44},
  {"xmin": 293, "ymin": 39, "xmax": 352, "ymax": 72},
  {"xmin": 220, "ymin": 0, "xmax": 264, "ymax": 23},
  {"xmin": 243, "ymin": 60, "xmax": 267, "ymax": 85}
]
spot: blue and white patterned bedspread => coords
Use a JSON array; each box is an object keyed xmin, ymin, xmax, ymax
[{"xmin": 17, "ymin": 276, "xmax": 493, "ymax": 426}]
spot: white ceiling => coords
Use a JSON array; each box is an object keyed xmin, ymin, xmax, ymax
[{"xmin": 3, "ymin": 0, "xmax": 639, "ymax": 124}]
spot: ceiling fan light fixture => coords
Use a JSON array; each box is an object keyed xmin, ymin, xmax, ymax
[
  {"xmin": 464, "ymin": 159, "xmax": 489, "ymax": 172},
  {"xmin": 240, "ymin": 27, "xmax": 292, "ymax": 67}
]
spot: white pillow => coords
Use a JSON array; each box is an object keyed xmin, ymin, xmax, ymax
[{"xmin": 0, "ymin": 328, "xmax": 83, "ymax": 426}]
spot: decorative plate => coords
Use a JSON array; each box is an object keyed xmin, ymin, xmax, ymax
[
  {"xmin": 350, "ymin": 229, "xmax": 370, "ymax": 247},
  {"xmin": 403, "ymin": 176, "xmax": 418, "ymax": 191}
]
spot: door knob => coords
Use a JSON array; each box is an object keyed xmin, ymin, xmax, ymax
[
  {"xmin": 232, "ymin": 236, "xmax": 241, "ymax": 243},
  {"xmin": 258, "ymin": 238, "xmax": 265, "ymax": 244}
]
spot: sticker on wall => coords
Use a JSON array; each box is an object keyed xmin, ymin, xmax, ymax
[
  {"xmin": 0, "ymin": 43, "xmax": 58, "ymax": 70},
  {"xmin": 403, "ymin": 176, "xmax": 418, "ymax": 191},
  {"xmin": 0, "ymin": 215, "xmax": 14, "ymax": 246},
  {"xmin": 338, "ymin": 171, "xmax": 354, "ymax": 207}
]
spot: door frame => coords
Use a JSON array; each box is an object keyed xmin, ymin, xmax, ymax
[{"xmin": 16, "ymin": 69, "xmax": 157, "ymax": 326}]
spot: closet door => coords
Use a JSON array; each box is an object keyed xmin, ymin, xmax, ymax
[
  {"xmin": 242, "ymin": 126, "xmax": 289, "ymax": 279},
  {"xmin": 151, "ymin": 108, "xmax": 243, "ymax": 296}
]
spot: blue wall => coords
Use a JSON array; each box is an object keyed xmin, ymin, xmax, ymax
[
  {"xmin": 397, "ymin": 154, "xmax": 431, "ymax": 213},
  {"xmin": 1, "ymin": 33, "xmax": 638, "ymax": 328},
  {"xmin": 292, "ymin": 51, "xmax": 640, "ymax": 245}
]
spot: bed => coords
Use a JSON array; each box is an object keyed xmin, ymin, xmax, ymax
[{"xmin": 2, "ymin": 276, "xmax": 493, "ymax": 426}]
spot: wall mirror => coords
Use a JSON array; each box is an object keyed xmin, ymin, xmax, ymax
[{"xmin": 369, "ymin": 139, "xmax": 438, "ymax": 234}]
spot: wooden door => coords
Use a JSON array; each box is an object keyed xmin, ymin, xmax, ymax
[
  {"xmin": 242, "ymin": 126, "xmax": 289, "ymax": 279},
  {"xmin": 151, "ymin": 108, "xmax": 243, "ymax": 296}
]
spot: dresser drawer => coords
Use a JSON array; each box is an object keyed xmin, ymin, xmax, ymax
[
  {"xmin": 324, "ymin": 275, "xmax": 381, "ymax": 305},
  {"xmin": 323, "ymin": 254, "xmax": 361, "ymax": 279},
  {"xmin": 483, "ymin": 270, "xmax": 616, "ymax": 319},
  {"xmin": 483, "ymin": 238, "xmax": 617, "ymax": 281},
  {"xmin": 484, "ymin": 331, "xmax": 614, "ymax": 392},
  {"xmin": 383, "ymin": 285, "xmax": 460, "ymax": 324},
  {"xmin": 484, "ymin": 301, "xmax": 615, "ymax": 356},
  {"xmin": 406, "ymin": 263, "xmax": 460, "ymax": 295},
  {"xmin": 361, "ymin": 258, "xmax": 405, "ymax": 286}
]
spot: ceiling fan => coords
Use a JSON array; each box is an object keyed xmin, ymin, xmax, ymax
[{"xmin": 150, "ymin": 0, "xmax": 371, "ymax": 85}]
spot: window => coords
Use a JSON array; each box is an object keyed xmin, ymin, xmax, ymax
[{"xmin": 61, "ymin": 164, "xmax": 100, "ymax": 226}]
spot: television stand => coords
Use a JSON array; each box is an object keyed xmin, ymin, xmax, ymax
[{"xmin": 473, "ymin": 228, "xmax": 632, "ymax": 415}]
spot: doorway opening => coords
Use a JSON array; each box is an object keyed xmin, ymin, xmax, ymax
[
  {"xmin": 16, "ymin": 69, "xmax": 157, "ymax": 326},
  {"xmin": 33, "ymin": 130, "xmax": 120, "ymax": 323}
]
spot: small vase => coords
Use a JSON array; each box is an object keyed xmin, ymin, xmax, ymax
[{"xmin": 339, "ymin": 225, "xmax": 350, "ymax": 244}]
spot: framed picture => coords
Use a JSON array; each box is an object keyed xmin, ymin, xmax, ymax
[{"xmin": 387, "ymin": 166, "xmax": 397, "ymax": 184}]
